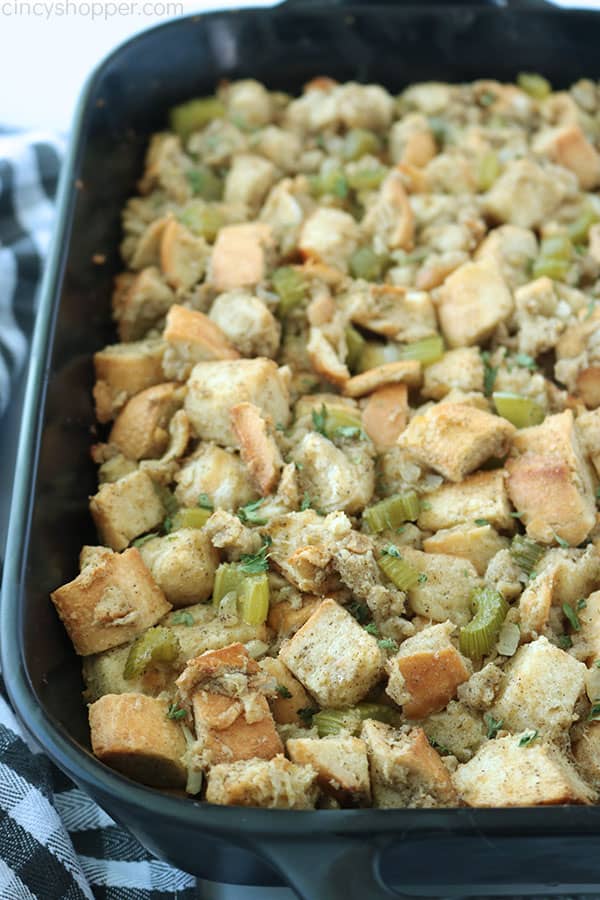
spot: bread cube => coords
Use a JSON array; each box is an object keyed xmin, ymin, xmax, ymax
[
  {"xmin": 287, "ymin": 736, "xmax": 371, "ymax": 807},
  {"xmin": 389, "ymin": 114, "xmax": 437, "ymax": 167},
  {"xmin": 491, "ymin": 636, "xmax": 586, "ymax": 740},
  {"xmin": 210, "ymin": 223, "xmax": 273, "ymax": 293},
  {"xmin": 423, "ymin": 524, "xmax": 508, "ymax": 576},
  {"xmin": 534, "ymin": 124, "xmax": 600, "ymax": 190},
  {"xmin": 109, "ymin": 383, "xmax": 184, "ymax": 461},
  {"xmin": 160, "ymin": 219, "xmax": 208, "ymax": 291},
  {"xmin": 362, "ymin": 721, "xmax": 457, "ymax": 808},
  {"xmin": 399, "ymin": 403, "xmax": 515, "ymax": 483},
  {"xmin": 209, "ymin": 289, "xmax": 281, "ymax": 359},
  {"xmin": 259, "ymin": 657, "xmax": 312, "ymax": 726},
  {"xmin": 292, "ymin": 431, "xmax": 374, "ymax": 515},
  {"xmin": 138, "ymin": 529, "xmax": 218, "ymax": 607},
  {"xmin": 454, "ymin": 733, "xmax": 595, "ymax": 806},
  {"xmin": 192, "ymin": 691, "xmax": 283, "ymax": 766},
  {"xmin": 576, "ymin": 408, "xmax": 600, "ymax": 477},
  {"xmin": 483, "ymin": 158, "xmax": 568, "ymax": 229},
  {"xmin": 422, "ymin": 348, "xmax": 484, "ymax": 400},
  {"xmin": 113, "ymin": 266, "xmax": 174, "ymax": 342},
  {"xmin": 223, "ymin": 153, "xmax": 276, "ymax": 213},
  {"xmin": 474, "ymin": 224, "xmax": 538, "ymax": 289},
  {"xmin": 90, "ymin": 470, "xmax": 165, "ymax": 551},
  {"xmin": 265, "ymin": 510, "xmax": 348, "ymax": 594},
  {"xmin": 362, "ymin": 384, "xmax": 409, "ymax": 451},
  {"xmin": 343, "ymin": 360, "xmax": 421, "ymax": 398},
  {"xmin": 231, "ymin": 402, "xmax": 283, "ymax": 496},
  {"xmin": 222, "ymin": 79, "xmax": 273, "ymax": 128},
  {"xmin": 93, "ymin": 339, "xmax": 166, "ymax": 424},
  {"xmin": 576, "ymin": 589, "xmax": 600, "ymax": 664},
  {"xmin": 267, "ymin": 597, "xmax": 322, "ymax": 640},
  {"xmin": 185, "ymin": 358, "xmax": 291, "ymax": 448},
  {"xmin": 506, "ymin": 410, "xmax": 596, "ymax": 546},
  {"xmin": 205, "ymin": 755, "xmax": 318, "ymax": 808},
  {"xmin": 174, "ymin": 443, "xmax": 256, "ymax": 512},
  {"xmin": 572, "ymin": 721, "xmax": 600, "ymax": 786},
  {"xmin": 418, "ymin": 470, "xmax": 514, "ymax": 532},
  {"xmin": 279, "ymin": 599, "xmax": 384, "ymax": 707},
  {"xmin": 362, "ymin": 171, "xmax": 414, "ymax": 251},
  {"xmin": 519, "ymin": 546, "xmax": 600, "ymax": 638},
  {"xmin": 89, "ymin": 693, "xmax": 187, "ymax": 788},
  {"xmin": 398, "ymin": 548, "xmax": 480, "ymax": 626},
  {"xmin": 344, "ymin": 284, "xmax": 437, "ymax": 343},
  {"xmin": 162, "ymin": 304, "xmax": 239, "ymax": 381},
  {"xmin": 436, "ymin": 258, "xmax": 513, "ymax": 348},
  {"xmin": 420, "ymin": 700, "xmax": 485, "ymax": 763},
  {"xmin": 386, "ymin": 621, "xmax": 470, "ymax": 718},
  {"xmin": 299, "ymin": 208, "xmax": 360, "ymax": 273}
]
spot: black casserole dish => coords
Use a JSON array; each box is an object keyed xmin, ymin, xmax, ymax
[{"xmin": 7, "ymin": 2, "xmax": 600, "ymax": 897}]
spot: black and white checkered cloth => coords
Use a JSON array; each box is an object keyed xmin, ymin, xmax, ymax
[{"xmin": 0, "ymin": 132, "xmax": 200, "ymax": 900}]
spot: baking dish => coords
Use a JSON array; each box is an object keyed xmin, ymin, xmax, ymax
[{"xmin": 6, "ymin": 1, "xmax": 600, "ymax": 897}]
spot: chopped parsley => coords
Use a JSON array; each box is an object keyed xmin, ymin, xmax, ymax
[
  {"xmin": 518, "ymin": 730, "xmax": 538, "ymax": 747},
  {"xmin": 595, "ymin": 659, "xmax": 600, "ymax": 669},
  {"xmin": 588, "ymin": 701, "xmax": 600, "ymax": 721},
  {"xmin": 162, "ymin": 516, "xmax": 173, "ymax": 534},
  {"xmin": 378, "ymin": 637, "xmax": 399, "ymax": 652},
  {"xmin": 562, "ymin": 602, "xmax": 581, "ymax": 632},
  {"xmin": 167, "ymin": 704, "xmax": 187, "ymax": 720},
  {"xmin": 428, "ymin": 736, "xmax": 450, "ymax": 755},
  {"xmin": 312, "ymin": 404, "xmax": 328, "ymax": 436},
  {"xmin": 417, "ymin": 572, "xmax": 428, "ymax": 584},
  {"xmin": 482, "ymin": 351, "xmax": 498, "ymax": 397},
  {"xmin": 577, "ymin": 598, "xmax": 587, "ymax": 611},
  {"xmin": 297, "ymin": 706, "xmax": 319, "ymax": 723},
  {"xmin": 171, "ymin": 611, "xmax": 194, "ymax": 627},
  {"xmin": 132, "ymin": 532, "xmax": 159, "ymax": 548},
  {"xmin": 238, "ymin": 498, "xmax": 268, "ymax": 526},
  {"xmin": 275, "ymin": 684, "xmax": 292, "ymax": 699},
  {"xmin": 553, "ymin": 530, "xmax": 570, "ymax": 549},
  {"xmin": 364, "ymin": 623, "xmax": 379, "ymax": 636},
  {"xmin": 275, "ymin": 422, "xmax": 286, "ymax": 431},
  {"xmin": 586, "ymin": 299, "xmax": 597, "ymax": 320},
  {"xmin": 335, "ymin": 425, "xmax": 364, "ymax": 440},
  {"xmin": 484, "ymin": 713, "xmax": 503, "ymax": 740},
  {"xmin": 596, "ymin": 485, "xmax": 600, "ymax": 500},
  {"xmin": 197, "ymin": 493, "xmax": 213, "ymax": 510},
  {"xmin": 300, "ymin": 493, "xmax": 312, "ymax": 511},
  {"xmin": 239, "ymin": 540, "xmax": 271, "ymax": 575},
  {"xmin": 479, "ymin": 90, "xmax": 497, "ymax": 107},
  {"xmin": 558, "ymin": 633, "xmax": 573, "ymax": 650},
  {"xmin": 382, "ymin": 545, "xmax": 401, "ymax": 558},
  {"xmin": 347, "ymin": 601, "xmax": 370, "ymax": 625},
  {"xmin": 513, "ymin": 352, "xmax": 538, "ymax": 371},
  {"xmin": 474, "ymin": 518, "xmax": 489, "ymax": 527}
]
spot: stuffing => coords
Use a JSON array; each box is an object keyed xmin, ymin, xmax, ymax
[
  {"xmin": 389, "ymin": 114, "xmax": 437, "ymax": 167},
  {"xmin": 223, "ymin": 154, "xmax": 276, "ymax": 214},
  {"xmin": 342, "ymin": 283, "xmax": 437, "ymax": 343},
  {"xmin": 265, "ymin": 510, "xmax": 350, "ymax": 594},
  {"xmin": 89, "ymin": 470, "xmax": 166, "ymax": 551},
  {"xmin": 534, "ymin": 124, "xmax": 600, "ymax": 189},
  {"xmin": 576, "ymin": 408, "xmax": 600, "ymax": 476},
  {"xmin": 162, "ymin": 305, "xmax": 239, "ymax": 382},
  {"xmin": 287, "ymin": 736, "xmax": 371, "ymax": 807},
  {"xmin": 361, "ymin": 384, "xmax": 409, "ymax": 450},
  {"xmin": 514, "ymin": 277, "xmax": 587, "ymax": 358},
  {"xmin": 554, "ymin": 308, "xmax": 600, "ymax": 408},
  {"xmin": 203, "ymin": 509, "xmax": 262, "ymax": 559},
  {"xmin": 572, "ymin": 721, "xmax": 600, "ymax": 786},
  {"xmin": 221, "ymin": 79, "xmax": 274, "ymax": 128},
  {"xmin": 419, "ymin": 700, "xmax": 486, "ymax": 763},
  {"xmin": 291, "ymin": 431, "xmax": 375, "ymax": 514},
  {"xmin": 209, "ymin": 289, "xmax": 281, "ymax": 359},
  {"xmin": 343, "ymin": 360, "xmax": 422, "ymax": 398},
  {"xmin": 230, "ymin": 402, "xmax": 283, "ymax": 496},
  {"xmin": 93, "ymin": 339, "xmax": 166, "ymax": 424},
  {"xmin": 423, "ymin": 524, "xmax": 508, "ymax": 576},
  {"xmin": 174, "ymin": 443, "xmax": 256, "ymax": 512},
  {"xmin": 422, "ymin": 348, "xmax": 485, "ymax": 400},
  {"xmin": 436, "ymin": 258, "xmax": 514, "ymax": 348},
  {"xmin": 209, "ymin": 223, "xmax": 274, "ymax": 292},
  {"xmin": 205, "ymin": 755, "xmax": 318, "ymax": 808},
  {"xmin": 483, "ymin": 158, "xmax": 571, "ymax": 229},
  {"xmin": 259, "ymin": 657, "xmax": 313, "ymax": 726},
  {"xmin": 113, "ymin": 266, "xmax": 174, "ymax": 342},
  {"xmin": 259, "ymin": 178, "xmax": 309, "ymax": 256},
  {"xmin": 457, "ymin": 663, "xmax": 504, "ymax": 711},
  {"xmin": 418, "ymin": 470, "xmax": 515, "ymax": 532},
  {"xmin": 160, "ymin": 219, "xmax": 209, "ymax": 291},
  {"xmin": 138, "ymin": 529, "xmax": 218, "ymax": 607},
  {"xmin": 575, "ymin": 589, "xmax": 600, "ymax": 664},
  {"xmin": 474, "ymin": 224, "xmax": 538, "ymax": 289},
  {"xmin": 394, "ymin": 547, "xmax": 481, "ymax": 626},
  {"xmin": 362, "ymin": 171, "xmax": 415, "ymax": 252},
  {"xmin": 108, "ymin": 383, "xmax": 185, "ymax": 461},
  {"xmin": 299, "ymin": 208, "xmax": 360, "ymax": 272}
]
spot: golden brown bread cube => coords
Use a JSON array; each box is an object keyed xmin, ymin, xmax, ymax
[
  {"xmin": 436, "ymin": 258, "xmax": 513, "ymax": 348},
  {"xmin": 230, "ymin": 402, "xmax": 283, "ymax": 496},
  {"xmin": 89, "ymin": 470, "xmax": 165, "ymax": 551},
  {"xmin": 259, "ymin": 657, "xmax": 313, "ymax": 726},
  {"xmin": 534, "ymin": 124, "xmax": 600, "ymax": 190},
  {"xmin": 162, "ymin": 304, "xmax": 240, "ymax": 383},
  {"xmin": 138, "ymin": 528, "xmax": 219, "ymax": 607},
  {"xmin": 287, "ymin": 736, "xmax": 371, "ymax": 807},
  {"xmin": 192, "ymin": 691, "xmax": 283, "ymax": 765},
  {"xmin": 109, "ymin": 383, "xmax": 184, "ymax": 461},
  {"xmin": 113, "ymin": 266, "xmax": 174, "ymax": 343},
  {"xmin": 209, "ymin": 222, "xmax": 273, "ymax": 292},
  {"xmin": 361, "ymin": 383, "xmax": 409, "ymax": 451},
  {"xmin": 423, "ymin": 524, "xmax": 508, "ymax": 576},
  {"xmin": 267, "ymin": 597, "xmax": 322, "ymax": 640},
  {"xmin": 482, "ymin": 158, "xmax": 568, "ymax": 230},
  {"xmin": 453, "ymin": 733, "xmax": 595, "ymax": 806},
  {"xmin": 342, "ymin": 360, "xmax": 421, "ymax": 398},
  {"xmin": 89, "ymin": 693, "xmax": 187, "ymax": 788},
  {"xmin": 397, "ymin": 547, "xmax": 480, "ymax": 627},
  {"xmin": 422, "ymin": 348, "xmax": 484, "ymax": 400},
  {"xmin": 160, "ymin": 219, "xmax": 209, "ymax": 291},
  {"xmin": 279, "ymin": 599, "xmax": 384, "ymax": 707},
  {"xmin": 174, "ymin": 442, "xmax": 257, "ymax": 512},
  {"xmin": 417, "ymin": 469, "xmax": 515, "ymax": 532},
  {"xmin": 93, "ymin": 339, "xmax": 166, "ymax": 424},
  {"xmin": 176, "ymin": 642, "xmax": 259, "ymax": 699},
  {"xmin": 51, "ymin": 548, "xmax": 171, "ymax": 655},
  {"xmin": 398, "ymin": 403, "xmax": 515, "ymax": 482},
  {"xmin": 205, "ymin": 755, "xmax": 319, "ymax": 808}
]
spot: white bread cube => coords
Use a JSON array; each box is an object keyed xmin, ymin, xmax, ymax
[
  {"xmin": 209, "ymin": 223, "xmax": 273, "ymax": 293},
  {"xmin": 422, "ymin": 347, "xmax": 485, "ymax": 400},
  {"xmin": 344, "ymin": 284, "xmax": 437, "ymax": 343},
  {"xmin": 386, "ymin": 621, "xmax": 470, "ymax": 718},
  {"xmin": 174, "ymin": 443, "xmax": 256, "ymax": 512},
  {"xmin": 399, "ymin": 403, "xmax": 515, "ymax": 482},
  {"xmin": 259, "ymin": 657, "xmax": 313, "ymax": 726},
  {"xmin": 576, "ymin": 408, "xmax": 600, "ymax": 477},
  {"xmin": 576, "ymin": 589, "xmax": 600, "ymax": 664},
  {"xmin": 506, "ymin": 410, "xmax": 597, "ymax": 547},
  {"xmin": 474, "ymin": 224, "xmax": 538, "ymax": 289},
  {"xmin": 483, "ymin": 158, "xmax": 568, "ymax": 229},
  {"xmin": 362, "ymin": 384, "xmax": 409, "ymax": 451},
  {"xmin": 279, "ymin": 599, "xmax": 384, "ymax": 707},
  {"xmin": 299, "ymin": 208, "xmax": 360, "ymax": 272},
  {"xmin": 534, "ymin": 124, "xmax": 600, "ymax": 190},
  {"xmin": 205, "ymin": 755, "xmax": 318, "ymax": 808},
  {"xmin": 362, "ymin": 721, "xmax": 457, "ymax": 808},
  {"xmin": 113, "ymin": 266, "xmax": 174, "ymax": 342},
  {"xmin": 51, "ymin": 548, "xmax": 171, "ymax": 655},
  {"xmin": 287, "ymin": 736, "xmax": 371, "ymax": 807},
  {"xmin": 138, "ymin": 529, "xmax": 218, "ymax": 607},
  {"xmin": 292, "ymin": 431, "xmax": 374, "ymax": 515},
  {"xmin": 423, "ymin": 524, "xmax": 508, "ymax": 576},
  {"xmin": 192, "ymin": 691, "xmax": 283, "ymax": 766},
  {"xmin": 436, "ymin": 258, "xmax": 513, "ymax": 348},
  {"xmin": 231, "ymin": 402, "xmax": 283, "ymax": 497},
  {"xmin": 89, "ymin": 470, "xmax": 165, "ymax": 551},
  {"xmin": 398, "ymin": 547, "xmax": 481, "ymax": 626},
  {"xmin": 209, "ymin": 289, "xmax": 280, "ymax": 359},
  {"xmin": 223, "ymin": 153, "xmax": 276, "ymax": 213},
  {"xmin": 491, "ymin": 636, "xmax": 586, "ymax": 740},
  {"xmin": 362, "ymin": 171, "xmax": 414, "ymax": 251},
  {"xmin": 343, "ymin": 360, "xmax": 421, "ymax": 398},
  {"xmin": 265, "ymin": 510, "xmax": 349, "ymax": 594},
  {"xmin": 454, "ymin": 733, "xmax": 595, "ymax": 806},
  {"xmin": 93, "ymin": 339, "xmax": 165, "ymax": 424},
  {"xmin": 420, "ymin": 700, "xmax": 485, "ymax": 763},
  {"xmin": 160, "ymin": 219, "xmax": 208, "ymax": 291},
  {"xmin": 89, "ymin": 693, "xmax": 187, "ymax": 788},
  {"xmin": 108, "ymin": 383, "xmax": 184, "ymax": 461},
  {"xmin": 222, "ymin": 79, "xmax": 273, "ymax": 128},
  {"xmin": 161, "ymin": 304, "xmax": 239, "ymax": 382},
  {"xmin": 185, "ymin": 358, "xmax": 291, "ymax": 448},
  {"xmin": 418, "ymin": 470, "xmax": 514, "ymax": 532}
]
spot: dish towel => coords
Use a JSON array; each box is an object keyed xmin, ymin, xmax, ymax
[{"xmin": 0, "ymin": 131, "xmax": 200, "ymax": 900}]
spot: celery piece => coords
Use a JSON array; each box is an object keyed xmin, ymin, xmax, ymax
[
  {"xmin": 213, "ymin": 563, "xmax": 242, "ymax": 607},
  {"xmin": 238, "ymin": 573, "xmax": 270, "ymax": 626},
  {"xmin": 510, "ymin": 534, "xmax": 545, "ymax": 575},
  {"xmin": 179, "ymin": 203, "xmax": 224, "ymax": 241},
  {"xmin": 517, "ymin": 72, "xmax": 551, "ymax": 99},
  {"xmin": 345, "ymin": 326, "xmax": 366, "ymax": 373},
  {"xmin": 171, "ymin": 507, "xmax": 212, "ymax": 530},
  {"xmin": 349, "ymin": 246, "xmax": 384, "ymax": 281},
  {"xmin": 492, "ymin": 392, "xmax": 545, "ymax": 428},
  {"xmin": 363, "ymin": 491, "xmax": 421, "ymax": 532},
  {"xmin": 343, "ymin": 128, "xmax": 381, "ymax": 161},
  {"xmin": 568, "ymin": 207, "xmax": 600, "ymax": 244},
  {"xmin": 539, "ymin": 234, "xmax": 572, "ymax": 260},
  {"xmin": 459, "ymin": 587, "xmax": 509, "ymax": 659},
  {"xmin": 124, "ymin": 626, "xmax": 180, "ymax": 680},
  {"xmin": 310, "ymin": 169, "xmax": 348, "ymax": 198},
  {"xmin": 169, "ymin": 97, "xmax": 225, "ymax": 141},
  {"xmin": 478, "ymin": 151, "xmax": 500, "ymax": 191},
  {"xmin": 322, "ymin": 406, "xmax": 363, "ymax": 438},
  {"xmin": 378, "ymin": 554, "xmax": 421, "ymax": 591},
  {"xmin": 186, "ymin": 166, "xmax": 223, "ymax": 201},
  {"xmin": 356, "ymin": 341, "xmax": 402, "ymax": 373},
  {"xmin": 272, "ymin": 266, "xmax": 307, "ymax": 316},
  {"xmin": 314, "ymin": 702, "xmax": 399, "ymax": 737},
  {"xmin": 532, "ymin": 256, "xmax": 570, "ymax": 281},
  {"xmin": 398, "ymin": 334, "xmax": 444, "ymax": 366},
  {"xmin": 347, "ymin": 167, "xmax": 387, "ymax": 191}
]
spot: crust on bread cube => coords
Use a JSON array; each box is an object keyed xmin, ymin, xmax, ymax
[
  {"xmin": 362, "ymin": 383, "xmax": 409, "ymax": 451},
  {"xmin": 162, "ymin": 304, "xmax": 239, "ymax": 382},
  {"xmin": 287, "ymin": 736, "xmax": 371, "ymax": 807},
  {"xmin": 174, "ymin": 442, "xmax": 257, "ymax": 513},
  {"xmin": 453, "ymin": 732, "xmax": 595, "ymax": 807},
  {"xmin": 51, "ymin": 547, "xmax": 170, "ymax": 656},
  {"xmin": 184, "ymin": 358, "xmax": 290, "ymax": 448},
  {"xmin": 279, "ymin": 599, "xmax": 384, "ymax": 707},
  {"xmin": 417, "ymin": 470, "xmax": 514, "ymax": 533},
  {"xmin": 138, "ymin": 529, "xmax": 218, "ymax": 607},
  {"xmin": 259, "ymin": 657, "xmax": 313, "ymax": 725},
  {"xmin": 362, "ymin": 720, "xmax": 457, "ymax": 808},
  {"xmin": 93, "ymin": 339, "xmax": 166, "ymax": 424},
  {"xmin": 386, "ymin": 621, "xmax": 470, "ymax": 718},
  {"xmin": 396, "ymin": 547, "xmax": 481, "ymax": 627},
  {"xmin": 192, "ymin": 691, "xmax": 283, "ymax": 766},
  {"xmin": 422, "ymin": 347, "xmax": 485, "ymax": 400},
  {"xmin": 205, "ymin": 755, "xmax": 318, "ymax": 808},
  {"xmin": 482, "ymin": 158, "xmax": 568, "ymax": 229},
  {"xmin": 534, "ymin": 124, "xmax": 600, "ymax": 190},
  {"xmin": 89, "ymin": 693, "xmax": 187, "ymax": 788},
  {"xmin": 576, "ymin": 589, "xmax": 600, "ymax": 664},
  {"xmin": 231, "ymin": 402, "xmax": 283, "ymax": 496},
  {"xmin": 210, "ymin": 222, "xmax": 274, "ymax": 293},
  {"xmin": 398, "ymin": 403, "xmax": 515, "ymax": 482},
  {"xmin": 423, "ymin": 524, "xmax": 508, "ymax": 576},
  {"xmin": 113, "ymin": 266, "xmax": 174, "ymax": 343},
  {"xmin": 160, "ymin": 219, "xmax": 209, "ymax": 291},
  {"xmin": 506, "ymin": 410, "xmax": 596, "ymax": 547},
  {"xmin": 490, "ymin": 636, "xmax": 586, "ymax": 740},
  {"xmin": 109, "ymin": 383, "xmax": 184, "ymax": 461},
  {"xmin": 436, "ymin": 258, "xmax": 513, "ymax": 348},
  {"xmin": 89, "ymin": 470, "xmax": 165, "ymax": 551}
]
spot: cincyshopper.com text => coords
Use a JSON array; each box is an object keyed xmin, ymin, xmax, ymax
[{"xmin": 0, "ymin": 1, "xmax": 184, "ymax": 18}]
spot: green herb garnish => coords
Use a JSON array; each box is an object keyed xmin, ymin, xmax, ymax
[
  {"xmin": 513, "ymin": 353, "xmax": 538, "ymax": 371},
  {"xmin": 171, "ymin": 611, "xmax": 194, "ymax": 627},
  {"xmin": 347, "ymin": 601, "xmax": 370, "ymax": 625},
  {"xmin": 239, "ymin": 539, "xmax": 271, "ymax": 575},
  {"xmin": 558, "ymin": 634, "xmax": 573, "ymax": 650},
  {"xmin": 589, "ymin": 701, "xmax": 600, "ymax": 721},
  {"xmin": 197, "ymin": 493, "xmax": 213, "ymax": 510},
  {"xmin": 428, "ymin": 736, "xmax": 450, "ymax": 755},
  {"xmin": 563, "ymin": 602, "xmax": 581, "ymax": 632},
  {"xmin": 312, "ymin": 404, "xmax": 328, "ymax": 436},
  {"xmin": 297, "ymin": 706, "xmax": 319, "ymax": 723},
  {"xmin": 238, "ymin": 498, "xmax": 268, "ymax": 526},
  {"xmin": 381, "ymin": 545, "xmax": 401, "ymax": 558},
  {"xmin": 518, "ymin": 730, "xmax": 538, "ymax": 747},
  {"xmin": 167, "ymin": 704, "xmax": 187, "ymax": 720},
  {"xmin": 484, "ymin": 713, "xmax": 503, "ymax": 740},
  {"xmin": 482, "ymin": 351, "xmax": 498, "ymax": 397},
  {"xmin": 378, "ymin": 637, "xmax": 399, "ymax": 652},
  {"xmin": 474, "ymin": 518, "xmax": 489, "ymax": 527},
  {"xmin": 275, "ymin": 684, "xmax": 292, "ymax": 699},
  {"xmin": 364, "ymin": 623, "xmax": 379, "ymax": 636}
]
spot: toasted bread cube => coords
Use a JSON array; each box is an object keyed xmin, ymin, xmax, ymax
[
  {"xmin": 93, "ymin": 339, "xmax": 166, "ymax": 424},
  {"xmin": 436, "ymin": 258, "xmax": 513, "ymax": 348},
  {"xmin": 423, "ymin": 524, "xmax": 508, "ymax": 576},
  {"xmin": 292, "ymin": 431, "xmax": 375, "ymax": 515},
  {"xmin": 491, "ymin": 636, "xmax": 586, "ymax": 740},
  {"xmin": 90, "ymin": 470, "xmax": 165, "ymax": 551},
  {"xmin": 577, "ymin": 367, "xmax": 600, "ymax": 410},
  {"xmin": 299, "ymin": 208, "xmax": 360, "ymax": 273},
  {"xmin": 265, "ymin": 510, "xmax": 347, "ymax": 594},
  {"xmin": 51, "ymin": 548, "xmax": 170, "ymax": 655},
  {"xmin": 362, "ymin": 721, "xmax": 457, "ymax": 808},
  {"xmin": 577, "ymin": 408, "xmax": 600, "ymax": 476},
  {"xmin": 222, "ymin": 79, "xmax": 273, "ymax": 127},
  {"xmin": 89, "ymin": 693, "xmax": 187, "ymax": 788},
  {"xmin": 113, "ymin": 266, "xmax": 174, "ymax": 343},
  {"xmin": 343, "ymin": 360, "xmax": 421, "ymax": 398},
  {"xmin": 474, "ymin": 224, "xmax": 538, "ymax": 289},
  {"xmin": 344, "ymin": 284, "xmax": 437, "ymax": 343},
  {"xmin": 176, "ymin": 642, "xmax": 259, "ymax": 693},
  {"xmin": 454, "ymin": 733, "xmax": 595, "ymax": 807},
  {"xmin": 362, "ymin": 171, "xmax": 414, "ymax": 251},
  {"xmin": 519, "ymin": 546, "xmax": 600, "ymax": 638},
  {"xmin": 398, "ymin": 548, "xmax": 480, "ymax": 626},
  {"xmin": 307, "ymin": 327, "xmax": 350, "ymax": 388},
  {"xmin": 287, "ymin": 736, "xmax": 371, "ymax": 807},
  {"xmin": 231, "ymin": 402, "xmax": 283, "ymax": 496},
  {"xmin": 418, "ymin": 470, "xmax": 514, "ymax": 532},
  {"xmin": 224, "ymin": 153, "xmax": 276, "ymax": 213},
  {"xmin": 483, "ymin": 158, "xmax": 568, "ymax": 229},
  {"xmin": 192, "ymin": 691, "xmax": 283, "ymax": 765},
  {"xmin": 138, "ymin": 529, "xmax": 218, "ymax": 607},
  {"xmin": 174, "ymin": 443, "xmax": 256, "ymax": 512},
  {"xmin": 109, "ymin": 383, "xmax": 184, "ymax": 461},
  {"xmin": 160, "ymin": 219, "xmax": 208, "ymax": 291},
  {"xmin": 572, "ymin": 721, "xmax": 600, "ymax": 786},
  {"xmin": 162, "ymin": 304, "xmax": 239, "ymax": 381},
  {"xmin": 267, "ymin": 597, "xmax": 322, "ymax": 640},
  {"xmin": 386, "ymin": 621, "xmax": 470, "ymax": 718},
  {"xmin": 577, "ymin": 589, "xmax": 600, "ymax": 664},
  {"xmin": 399, "ymin": 403, "xmax": 515, "ymax": 483},
  {"xmin": 137, "ymin": 133, "xmax": 189, "ymax": 202},
  {"xmin": 389, "ymin": 114, "xmax": 437, "ymax": 167},
  {"xmin": 506, "ymin": 410, "xmax": 596, "ymax": 546},
  {"xmin": 210, "ymin": 222, "xmax": 273, "ymax": 293},
  {"xmin": 420, "ymin": 700, "xmax": 486, "ymax": 763},
  {"xmin": 422, "ymin": 348, "xmax": 484, "ymax": 400},
  {"xmin": 205, "ymin": 755, "xmax": 318, "ymax": 808},
  {"xmin": 259, "ymin": 657, "xmax": 312, "ymax": 726},
  {"xmin": 209, "ymin": 289, "xmax": 281, "ymax": 359},
  {"xmin": 279, "ymin": 599, "xmax": 384, "ymax": 707},
  {"xmin": 534, "ymin": 124, "xmax": 600, "ymax": 190},
  {"xmin": 362, "ymin": 384, "xmax": 409, "ymax": 451},
  {"xmin": 185, "ymin": 358, "xmax": 291, "ymax": 448}
]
